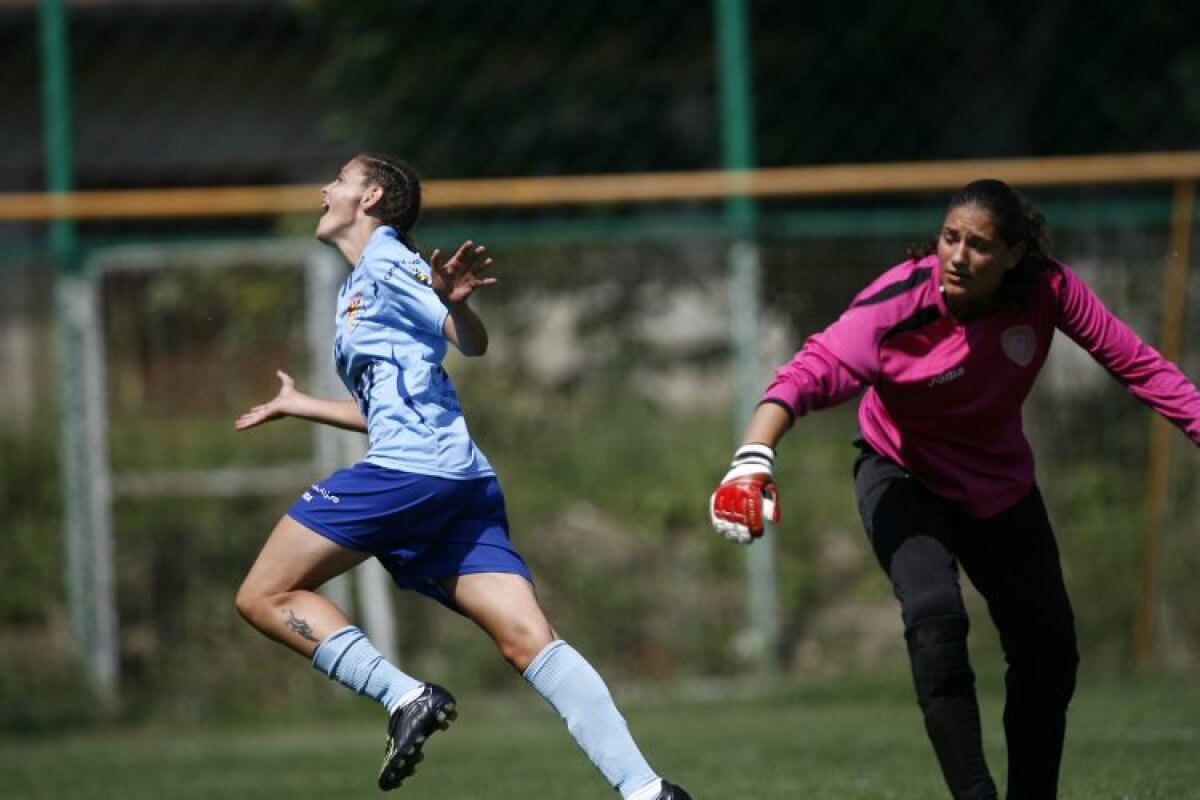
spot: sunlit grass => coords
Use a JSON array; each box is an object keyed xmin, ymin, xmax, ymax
[{"xmin": 2, "ymin": 675, "xmax": 1196, "ymax": 800}]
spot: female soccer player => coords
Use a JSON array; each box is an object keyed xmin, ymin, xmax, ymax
[
  {"xmin": 235, "ymin": 153, "xmax": 689, "ymax": 800},
  {"xmin": 709, "ymin": 178, "xmax": 1200, "ymax": 799}
]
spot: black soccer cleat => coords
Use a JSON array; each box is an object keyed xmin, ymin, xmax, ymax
[
  {"xmin": 377, "ymin": 684, "xmax": 458, "ymax": 791},
  {"xmin": 656, "ymin": 780, "xmax": 693, "ymax": 800}
]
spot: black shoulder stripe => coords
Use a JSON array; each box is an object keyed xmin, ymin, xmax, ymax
[
  {"xmin": 880, "ymin": 305, "xmax": 942, "ymax": 343},
  {"xmin": 852, "ymin": 267, "xmax": 933, "ymax": 308}
]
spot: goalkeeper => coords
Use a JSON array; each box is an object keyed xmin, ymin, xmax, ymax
[
  {"xmin": 710, "ymin": 178, "xmax": 1200, "ymax": 799},
  {"xmin": 235, "ymin": 153, "xmax": 689, "ymax": 800}
]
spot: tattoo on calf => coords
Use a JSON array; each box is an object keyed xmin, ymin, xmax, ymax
[{"xmin": 285, "ymin": 609, "xmax": 320, "ymax": 643}]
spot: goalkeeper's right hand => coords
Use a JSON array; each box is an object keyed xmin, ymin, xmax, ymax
[{"xmin": 709, "ymin": 443, "xmax": 781, "ymax": 544}]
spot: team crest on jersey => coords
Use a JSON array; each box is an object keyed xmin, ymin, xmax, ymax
[
  {"xmin": 408, "ymin": 266, "xmax": 431, "ymax": 286},
  {"xmin": 1001, "ymin": 324, "xmax": 1036, "ymax": 366},
  {"xmin": 344, "ymin": 293, "xmax": 365, "ymax": 330}
]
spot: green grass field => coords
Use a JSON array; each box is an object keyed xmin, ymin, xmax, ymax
[{"xmin": 2, "ymin": 675, "xmax": 1197, "ymax": 800}]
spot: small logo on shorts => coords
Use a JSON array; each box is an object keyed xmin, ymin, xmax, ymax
[{"xmin": 308, "ymin": 484, "xmax": 341, "ymax": 504}]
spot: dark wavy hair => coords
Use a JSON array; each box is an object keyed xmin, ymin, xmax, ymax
[
  {"xmin": 909, "ymin": 178, "xmax": 1056, "ymax": 308},
  {"xmin": 355, "ymin": 152, "xmax": 422, "ymax": 250}
]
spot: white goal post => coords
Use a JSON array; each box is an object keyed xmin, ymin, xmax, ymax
[{"xmin": 64, "ymin": 239, "xmax": 398, "ymax": 700}]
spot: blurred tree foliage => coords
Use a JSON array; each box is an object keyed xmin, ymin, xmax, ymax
[
  {"xmin": 295, "ymin": 0, "xmax": 1200, "ymax": 178},
  {"xmin": 294, "ymin": 0, "xmax": 714, "ymax": 177}
]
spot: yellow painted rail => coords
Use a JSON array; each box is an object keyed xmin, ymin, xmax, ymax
[{"xmin": 3, "ymin": 150, "xmax": 1200, "ymax": 221}]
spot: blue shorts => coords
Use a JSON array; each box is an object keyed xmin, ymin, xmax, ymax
[{"xmin": 287, "ymin": 462, "xmax": 532, "ymax": 609}]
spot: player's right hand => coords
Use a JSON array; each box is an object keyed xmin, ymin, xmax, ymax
[
  {"xmin": 234, "ymin": 370, "xmax": 296, "ymax": 430},
  {"xmin": 709, "ymin": 443, "xmax": 781, "ymax": 544}
]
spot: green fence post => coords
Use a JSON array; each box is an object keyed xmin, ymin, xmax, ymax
[{"xmin": 714, "ymin": 0, "xmax": 780, "ymax": 672}]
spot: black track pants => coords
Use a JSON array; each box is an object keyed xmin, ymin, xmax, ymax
[{"xmin": 854, "ymin": 448, "xmax": 1079, "ymax": 800}]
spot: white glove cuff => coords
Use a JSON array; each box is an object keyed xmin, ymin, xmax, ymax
[{"xmin": 724, "ymin": 443, "xmax": 775, "ymax": 481}]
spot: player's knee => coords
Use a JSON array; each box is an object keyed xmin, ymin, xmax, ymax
[
  {"xmin": 234, "ymin": 581, "xmax": 269, "ymax": 628},
  {"xmin": 1007, "ymin": 636, "xmax": 1079, "ymax": 709},
  {"xmin": 905, "ymin": 613, "xmax": 974, "ymax": 708},
  {"xmin": 904, "ymin": 585, "xmax": 967, "ymax": 628},
  {"xmin": 493, "ymin": 621, "xmax": 555, "ymax": 672}
]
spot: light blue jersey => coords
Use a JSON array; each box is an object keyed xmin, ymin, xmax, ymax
[{"xmin": 332, "ymin": 226, "xmax": 494, "ymax": 479}]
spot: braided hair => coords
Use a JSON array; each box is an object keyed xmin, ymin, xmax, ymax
[{"xmin": 355, "ymin": 153, "xmax": 422, "ymax": 250}]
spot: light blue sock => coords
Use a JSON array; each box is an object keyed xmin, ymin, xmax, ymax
[
  {"xmin": 312, "ymin": 625, "xmax": 422, "ymax": 714},
  {"xmin": 524, "ymin": 640, "xmax": 660, "ymax": 799}
]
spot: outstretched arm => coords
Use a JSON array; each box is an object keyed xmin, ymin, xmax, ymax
[
  {"xmin": 709, "ymin": 338, "xmax": 867, "ymax": 545},
  {"xmin": 431, "ymin": 240, "xmax": 496, "ymax": 356},
  {"xmin": 1056, "ymin": 265, "xmax": 1200, "ymax": 445},
  {"xmin": 235, "ymin": 370, "xmax": 366, "ymax": 433}
]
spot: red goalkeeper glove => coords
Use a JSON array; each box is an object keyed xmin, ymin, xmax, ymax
[{"xmin": 709, "ymin": 443, "xmax": 780, "ymax": 544}]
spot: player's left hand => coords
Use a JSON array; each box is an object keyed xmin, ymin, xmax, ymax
[
  {"xmin": 709, "ymin": 443, "xmax": 781, "ymax": 544},
  {"xmin": 431, "ymin": 240, "xmax": 496, "ymax": 304}
]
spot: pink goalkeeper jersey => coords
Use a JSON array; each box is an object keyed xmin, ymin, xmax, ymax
[{"xmin": 762, "ymin": 254, "xmax": 1200, "ymax": 518}]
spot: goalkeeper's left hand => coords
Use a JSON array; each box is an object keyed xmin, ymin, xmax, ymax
[{"xmin": 709, "ymin": 443, "xmax": 781, "ymax": 544}]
